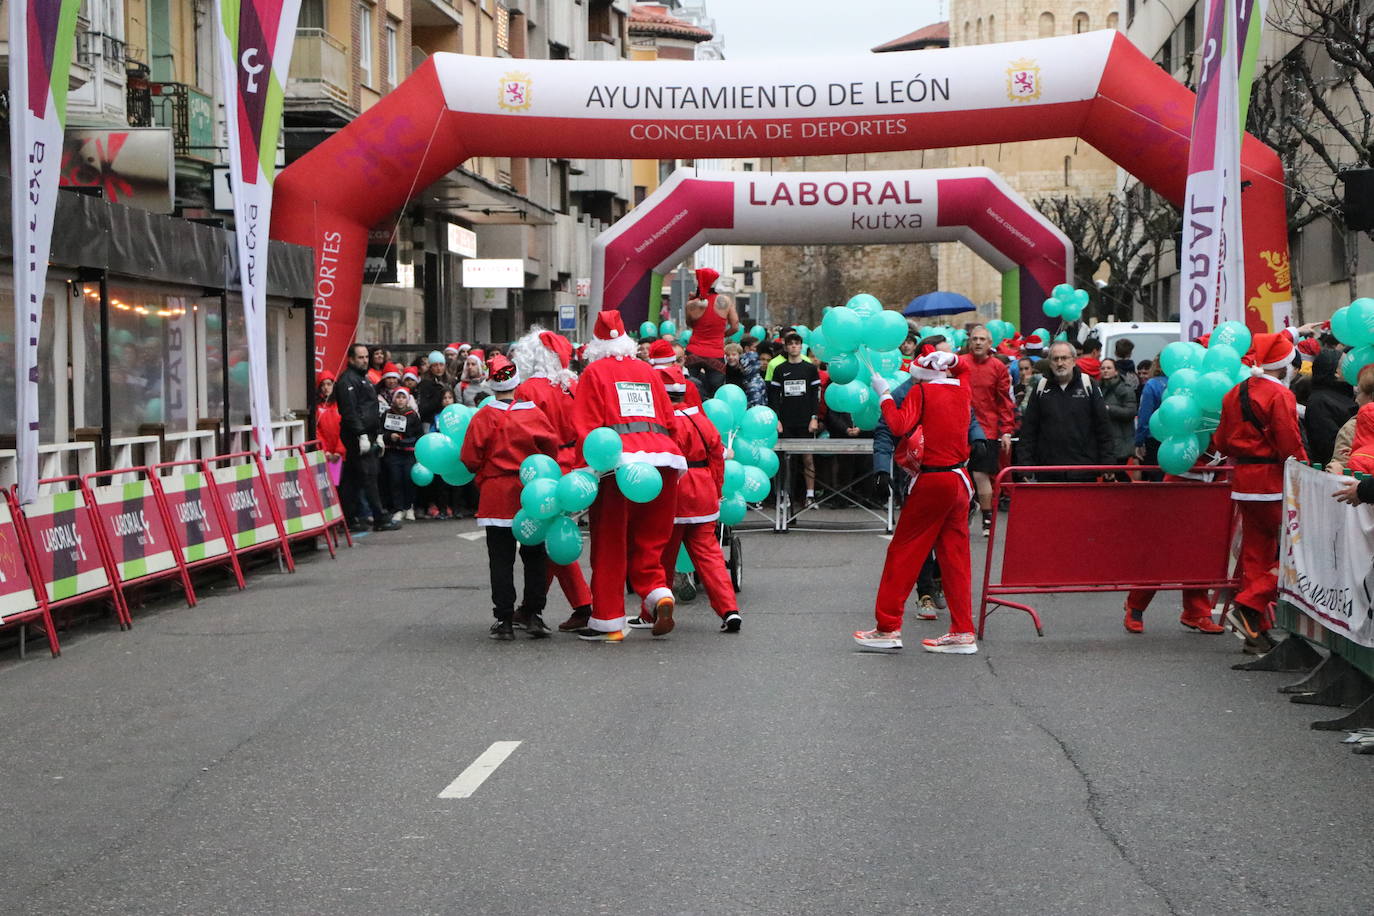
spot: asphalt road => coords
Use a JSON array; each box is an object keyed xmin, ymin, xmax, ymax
[{"xmin": 2, "ymin": 515, "xmax": 1371, "ymax": 915}]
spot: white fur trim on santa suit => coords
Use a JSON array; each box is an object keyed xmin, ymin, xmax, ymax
[
  {"xmin": 642, "ymin": 586, "xmax": 674, "ymax": 611},
  {"xmin": 674, "ymin": 511, "xmax": 721, "ymax": 525},
  {"xmin": 482, "ymin": 400, "xmax": 537, "ymax": 412},
  {"xmin": 587, "ymin": 615, "xmax": 626, "ymax": 633},
  {"xmin": 477, "ymin": 517, "xmax": 515, "ymax": 527},
  {"xmin": 622, "ymin": 450, "xmax": 689, "ymax": 471},
  {"xmin": 488, "ymin": 375, "xmax": 521, "ymax": 392},
  {"xmin": 650, "ymin": 356, "xmax": 677, "ymax": 366},
  {"xmin": 674, "ymin": 406, "xmax": 700, "ymax": 417},
  {"xmin": 582, "ymin": 335, "xmax": 637, "ymax": 363}
]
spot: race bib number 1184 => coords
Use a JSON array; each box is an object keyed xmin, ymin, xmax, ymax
[{"xmin": 615, "ymin": 382, "xmax": 655, "ymax": 418}]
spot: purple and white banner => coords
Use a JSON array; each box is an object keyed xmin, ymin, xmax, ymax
[
  {"xmin": 214, "ymin": 0, "xmax": 303, "ymax": 456},
  {"xmin": 8, "ymin": 0, "xmax": 82, "ymax": 504}
]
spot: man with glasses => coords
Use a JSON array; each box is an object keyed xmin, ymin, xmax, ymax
[{"xmin": 1016, "ymin": 340, "xmax": 1113, "ymax": 481}]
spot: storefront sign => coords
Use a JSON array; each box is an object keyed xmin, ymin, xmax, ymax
[
  {"xmin": 447, "ymin": 224, "xmax": 478, "ymax": 257},
  {"xmin": 59, "ymin": 127, "xmax": 175, "ymax": 212},
  {"xmin": 558, "ymin": 304, "xmax": 577, "ymax": 332},
  {"xmin": 471, "ymin": 287, "xmax": 508, "ymax": 310},
  {"xmin": 462, "ymin": 259, "xmax": 525, "ymax": 288}
]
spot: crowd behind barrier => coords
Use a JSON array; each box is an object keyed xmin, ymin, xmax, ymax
[{"xmin": 0, "ymin": 442, "xmax": 350, "ymax": 657}]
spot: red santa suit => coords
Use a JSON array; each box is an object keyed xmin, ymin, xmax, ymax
[
  {"xmin": 512, "ymin": 328, "xmax": 592, "ymax": 615},
  {"xmin": 657, "ymin": 367, "xmax": 738, "ymax": 625},
  {"xmin": 574, "ymin": 311, "xmax": 685, "ymax": 635},
  {"xmin": 1213, "ymin": 333, "xmax": 1307, "ymax": 626},
  {"xmin": 459, "ymin": 399, "xmax": 560, "ymax": 528},
  {"xmin": 868, "ymin": 351, "xmax": 975, "ymax": 640}
]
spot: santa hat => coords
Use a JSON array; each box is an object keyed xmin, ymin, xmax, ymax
[
  {"xmin": 911, "ymin": 348, "xmax": 959, "ymax": 381},
  {"xmin": 390, "ymin": 386, "xmax": 413, "ymax": 407},
  {"xmin": 487, "ymin": 354, "xmax": 520, "ymax": 391},
  {"xmin": 694, "ymin": 267, "xmax": 720, "ymax": 299},
  {"xmin": 403, "ymin": 367, "xmax": 420, "ymax": 383},
  {"xmin": 647, "ymin": 338, "xmax": 677, "ymax": 366},
  {"xmin": 316, "ymin": 370, "xmax": 336, "ymax": 384},
  {"xmin": 658, "ymin": 364, "xmax": 688, "ymax": 395},
  {"xmin": 594, "ymin": 310, "xmax": 627, "ymax": 340},
  {"xmin": 444, "ymin": 343, "xmax": 462, "ymax": 356},
  {"xmin": 1297, "ymin": 338, "xmax": 1322, "ymax": 359},
  {"xmin": 381, "ymin": 363, "xmax": 401, "ymax": 381},
  {"xmin": 468, "ymin": 348, "xmax": 485, "ymax": 363},
  {"xmin": 1023, "ymin": 335, "xmax": 1045, "ymax": 354},
  {"xmin": 538, "ymin": 330, "xmax": 574, "ymax": 368},
  {"xmin": 1251, "ymin": 332, "xmax": 1296, "ymax": 373},
  {"xmin": 1195, "ymin": 333, "xmax": 1211, "ymax": 348}
]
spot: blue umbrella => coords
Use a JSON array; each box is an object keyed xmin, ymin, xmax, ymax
[{"xmin": 903, "ymin": 291, "xmax": 976, "ymax": 318}]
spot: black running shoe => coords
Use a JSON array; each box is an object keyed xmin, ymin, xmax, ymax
[
  {"xmin": 1226, "ymin": 605, "xmax": 1276, "ymax": 654},
  {"xmin": 524, "ymin": 614, "xmax": 552, "ymax": 638},
  {"xmin": 489, "ymin": 620, "xmax": 515, "ymax": 641},
  {"xmin": 721, "ymin": 612, "xmax": 742, "ymax": 633}
]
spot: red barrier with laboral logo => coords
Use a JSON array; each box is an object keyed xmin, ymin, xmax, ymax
[
  {"xmin": 206, "ymin": 453, "xmax": 295, "ymax": 572},
  {"xmin": 261, "ymin": 451, "xmax": 336, "ymax": 559},
  {"xmin": 84, "ymin": 468, "xmax": 196, "ymax": 608},
  {"xmin": 0, "ymin": 491, "xmax": 60, "ymax": 655},
  {"xmin": 297, "ymin": 443, "xmax": 352, "ymax": 550},
  {"xmin": 153, "ymin": 459, "xmax": 246, "ymax": 589},
  {"xmin": 12, "ymin": 478, "xmax": 130, "ymax": 629},
  {"xmin": 979, "ymin": 465, "xmax": 1239, "ymax": 638}
]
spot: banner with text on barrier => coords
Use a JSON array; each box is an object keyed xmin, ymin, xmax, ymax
[
  {"xmin": 88, "ymin": 479, "xmax": 179, "ymax": 584},
  {"xmin": 1280, "ymin": 460, "xmax": 1374, "ymax": 649},
  {"xmin": 0, "ymin": 498, "xmax": 42, "ymax": 622},
  {"xmin": 21, "ymin": 487, "xmax": 120, "ymax": 611},
  {"xmin": 211, "ymin": 462, "xmax": 279, "ymax": 550},
  {"xmin": 262, "ymin": 454, "xmax": 325, "ymax": 535},
  {"xmin": 158, "ymin": 469, "xmax": 234, "ymax": 564},
  {"xmin": 304, "ymin": 449, "xmax": 343, "ymax": 525}
]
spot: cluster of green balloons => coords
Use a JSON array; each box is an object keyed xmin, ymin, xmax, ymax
[
  {"xmin": 811, "ymin": 294, "xmax": 912, "ymax": 430},
  {"xmin": 510, "ymin": 453, "xmax": 598, "ymax": 563},
  {"xmin": 700, "ymin": 384, "xmax": 780, "ymax": 522},
  {"xmin": 1327, "ymin": 298, "xmax": 1374, "ymax": 384},
  {"xmin": 412, "ymin": 402, "xmax": 480, "ymax": 487},
  {"xmin": 1043, "ymin": 283, "xmax": 1090, "ymax": 323},
  {"xmin": 1150, "ymin": 320, "xmax": 1254, "ymax": 475},
  {"xmin": 984, "ymin": 319, "xmax": 1017, "ymax": 345},
  {"xmin": 915, "ymin": 323, "xmax": 969, "ymax": 349}
]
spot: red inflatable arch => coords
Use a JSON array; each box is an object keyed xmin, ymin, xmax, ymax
[
  {"xmin": 273, "ymin": 30, "xmax": 1289, "ymax": 376},
  {"xmin": 592, "ymin": 166, "xmax": 1074, "ymax": 328}
]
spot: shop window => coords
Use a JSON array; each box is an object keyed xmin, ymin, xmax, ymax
[
  {"xmin": 106, "ymin": 284, "xmax": 198, "ymax": 436},
  {"xmin": 0, "ymin": 278, "xmax": 62, "ymax": 443}
]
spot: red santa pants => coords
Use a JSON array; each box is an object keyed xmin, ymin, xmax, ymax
[
  {"xmin": 1124, "ymin": 588, "xmax": 1214, "ymax": 621},
  {"xmin": 546, "ymin": 561, "xmax": 592, "ymax": 611},
  {"xmin": 660, "ymin": 521, "xmax": 737, "ymax": 618},
  {"xmin": 1235, "ymin": 498, "xmax": 1283, "ymax": 625},
  {"xmin": 587, "ymin": 471, "xmax": 679, "ymax": 632},
  {"xmin": 874, "ymin": 471, "xmax": 973, "ymax": 634}
]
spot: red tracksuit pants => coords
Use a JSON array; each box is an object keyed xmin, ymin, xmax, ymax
[
  {"xmin": 547, "ymin": 561, "xmax": 592, "ymax": 611},
  {"xmin": 1234, "ymin": 499, "xmax": 1282, "ymax": 627},
  {"xmin": 661, "ymin": 522, "xmax": 737, "ymax": 619},
  {"xmin": 587, "ymin": 472, "xmax": 679, "ymax": 632},
  {"xmin": 875, "ymin": 470, "xmax": 973, "ymax": 634}
]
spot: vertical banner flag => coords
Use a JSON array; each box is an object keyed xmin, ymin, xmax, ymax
[
  {"xmin": 214, "ymin": 0, "xmax": 303, "ymax": 457},
  {"xmin": 8, "ymin": 0, "xmax": 82, "ymax": 504},
  {"xmin": 1180, "ymin": 0, "xmax": 1267, "ymax": 341}
]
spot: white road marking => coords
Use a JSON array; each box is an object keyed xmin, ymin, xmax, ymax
[
  {"xmin": 439, "ymin": 741, "xmax": 522, "ymax": 798},
  {"xmin": 879, "ymin": 535, "xmax": 893, "ymax": 541},
  {"xmin": 458, "ymin": 532, "xmax": 484, "ymax": 542}
]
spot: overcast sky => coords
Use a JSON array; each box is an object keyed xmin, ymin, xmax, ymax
[{"xmin": 707, "ymin": 0, "xmax": 947, "ymax": 59}]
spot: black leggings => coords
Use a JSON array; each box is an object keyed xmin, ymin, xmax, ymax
[{"xmin": 485, "ymin": 526, "xmax": 548, "ymax": 621}]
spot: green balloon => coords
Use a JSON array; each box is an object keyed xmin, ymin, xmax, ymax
[
  {"xmin": 822, "ymin": 307, "xmax": 864, "ymax": 353},
  {"xmin": 1210, "ymin": 320, "xmax": 1252, "ymax": 355},
  {"xmin": 519, "ymin": 454, "xmax": 561, "ymax": 486},
  {"xmin": 410, "ymin": 464, "xmax": 435, "ymax": 487},
  {"xmin": 1165, "ymin": 368, "xmax": 1201, "ymax": 398},
  {"xmin": 615, "ymin": 462, "xmax": 663, "ymax": 503},
  {"xmin": 827, "ymin": 351, "xmax": 862, "ymax": 385},
  {"xmin": 846, "ymin": 294, "xmax": 881, "ymax": 319},
  {"xmin": 741, "ymin": 465, "xmax": 772, "ymax": 501},
  {"xmin": 556, "ymin": 469, "xmax": 600, "ymax": 513},
  {"xmin": 733, "ymin": 438, "xmax": 762, "ymax": 466},
  {"xmin": 1201, "ymin": 343, "xmax": 1241, "ymax": 377},
  {"xmin": 1331, "ymin": 307, "xmax": 1357, "ymax": 347},
  {"xmin": 1193, "ymin": 371, "xmax": 1235, "ymax": 413},
  {"xmin": 808, "ymin": 328, "xmax": 829, "ymax": 361},
  {"xmin": 1160, "ymin": 341, "xmax": 1198, "ymax": 376},
  {"xmin": 229, "ymin": 361, "xmax": 251, "ymax": 386},
  {"xmin": 1155, "ymin": 395, "xmax": 1202, "ymax": 437},
  {"xmin": 864, "ymin": 309, "xmax": 909, "ymax": 352},
  {"xmin": 1052, "ymin": 283, "xmax": 1075, "ymax": 299},
  {"xmin": 478, "ymin": 395, "xmax": 496, "ymax": 409},
  {"xmin": 582, "ymin": 427, "xmax": 623, "ymax": 472},
  {"xmin": 659, "ymin": 320, "xmax": 677, "ymax": 338},
  {"xmin": 723, "ymin": 459, "xmax": 746, "ymax": 495},
  {"xmin": 1342, "ymin": 344, "xmax": 1374, "ymax": 385},
  {"xmin": 794, "ymin": 325, "xmax": 810, "ymax": 341},
  {"xmin": 513, "ymin": 509, "xmax": 552, "ymax": 546},
  {"xmin": 544, "ymin": 515, "xmax": 584, "ymax": 565},
  {"xmin": 436, "ymin": 404, "xmax": 471, "ymax": 441},
  {"xmin": 867, "ymin": 346, "xmax": 903, "ymax": 376},
  {"xmin": 741, "ymin": 405, "xmax": 777, "ymax": 435},
  {"xmin": 755, "ymin": 447, "xmax": 780, "ymax": 478},
  {"xmin": 749, "ymin": 325, "xmax": 767, "ymax": 341},
  {"xmin": 639, "ymin": 321, "xmax": 658, "ymax": 339},
  {"xmin": 714, "ymin": 384, "xmax": 748, "ymax": 421},
  {"xmin": 853, "ymin": 397, "xmax": 881, "ymax": 431},
  {"xmin": 442, "ymin": 463, "xmax": 475, "ymax": 486},
  {"xmin": 719, "ymin": 493, "xmax": 747, "ymax": 526},
  {"xmin": 520, "ymin": 478, "xmax": 561, "ymax": 519},
  {"xmin": 703, "ymin": 398, "xmax": 737, "ymax": 436},
  {"xmin": 1347, "ymin": 299, "xmax": 1374, "ymax": 346},
  {"xmin": 742, "ymin": 425, "xmax": 779, "ymax": 450},
  {"xmin": 1158, "ymin": 436, "xmax": 1201, "ymax": 475},
  {"xmin": 416, "ymin": 432, "xmax": 462, "ymax": 475}
]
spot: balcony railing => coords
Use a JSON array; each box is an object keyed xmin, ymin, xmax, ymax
[
  {"xmin": 288, "ymin": 28, "xmax": 350, "ymax": 107},
  {"xmin": 75, "ymin": 29, "xmax": 125, "ymax": 67}
]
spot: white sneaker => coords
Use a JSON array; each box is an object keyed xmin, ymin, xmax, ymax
[
  {"xmin": 921, "ymin": 632, "xmax": 978, "ymax": 655},
  {"xmin": 853, "ymin": 628, "xmax": 902, "ymax": 650},
  {"xmin": 626, "ymin": 615, "xmax": 655, "ymax": 630},
  {"xmin": 404, "ymin": 508, "xmax": 415, "ymax": 521}
]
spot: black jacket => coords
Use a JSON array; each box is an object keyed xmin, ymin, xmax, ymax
[
  {"xmin": 1017, "ymin": 369, "xmax": 1114, "ymax": 468},
  {"xmin": 1303, "ymin": 349, "xmax": 1356, "ymax": 466},
  {"xmin": 336, "ymin": 365, "xmax": 382, "ymax": 439},
  {"xmin": 415, "ymin": 375, "xmax": 451, "ymax": 425}
]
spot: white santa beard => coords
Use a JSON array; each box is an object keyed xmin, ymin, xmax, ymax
[{"xmin": 583, "ymin": 334, "xmax": 637, "ymax": 363}]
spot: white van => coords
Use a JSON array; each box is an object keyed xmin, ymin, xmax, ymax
[{"xmin": 1088, "ymin": 321, "xmax": 1181, "ymax": 369}]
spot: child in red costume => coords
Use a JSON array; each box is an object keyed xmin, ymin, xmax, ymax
[
  {"xmin": 854, "ymin": 349, "xmax": 978, "ymax": 655},
  {"xmin": 1213, "ymin": 332, "xmax": 1308, "ymax": 654},
  {"xmin": 510, "ymin": 325, "xmax": 594, "ymax": 631},
  {"xmin": 459, "ymin": 355, "xmax": 560, "ymax": 640},
  {"xmin": 572, "ymin": 310, "xmax": 686, "ymax": 641},
  {"xmin": 635, "ymin": 365, "xmax": 741, "ymax": 633}
]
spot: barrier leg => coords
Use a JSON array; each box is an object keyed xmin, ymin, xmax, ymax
[
  {"xmin": 982, "ymin": 597, "xmax": 1044, "ymax": 638},
  {"xmin": 1311, "ymin": 694, "xmax": 1374, "ymax": 731},
  {"xmin": 1231, "ymin": 636, "xmax": 1324, "ymax": 672},
  {"xmin": 1279, "ymin": 653, "xmax": 1372, "ymax": 704}
]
